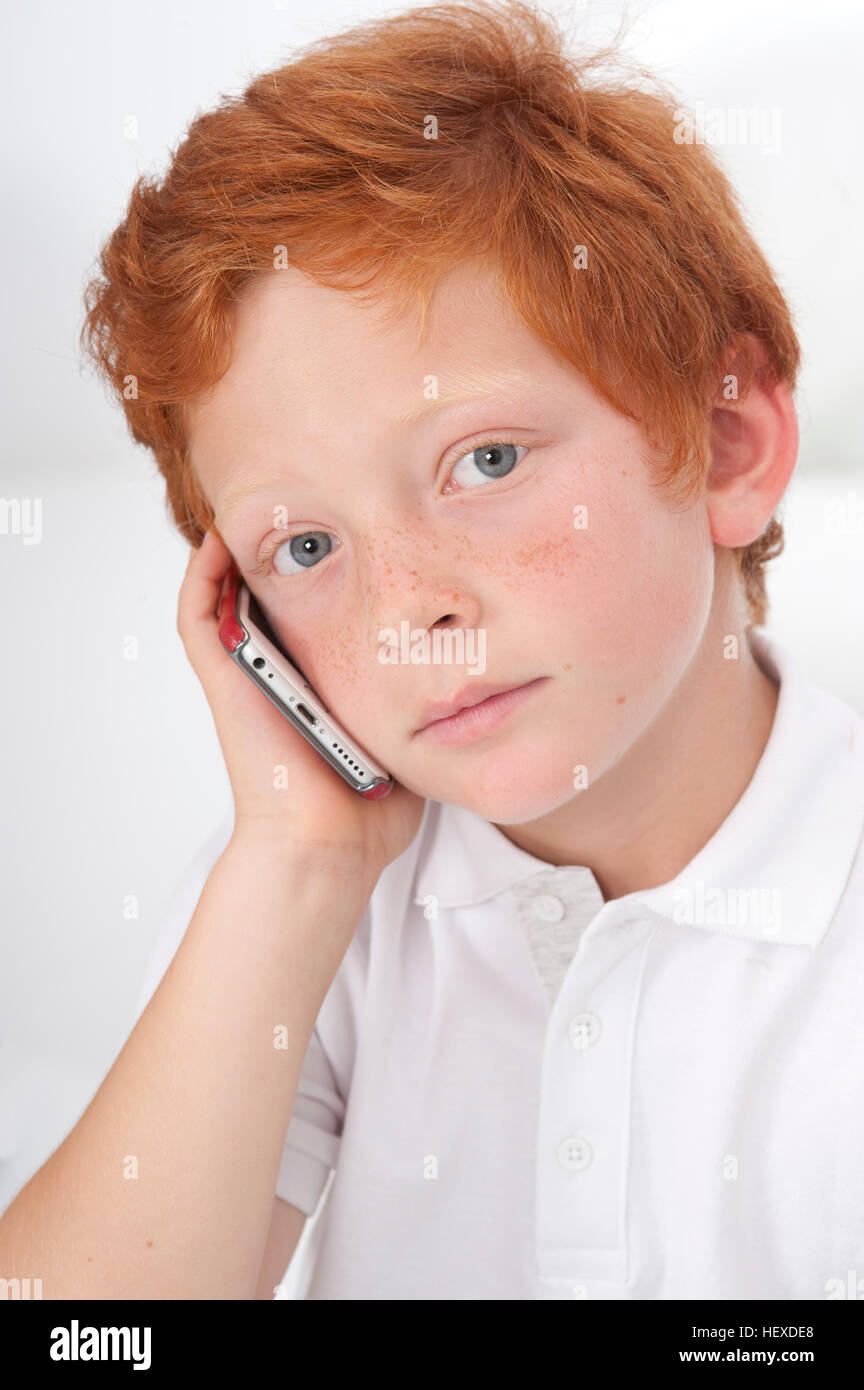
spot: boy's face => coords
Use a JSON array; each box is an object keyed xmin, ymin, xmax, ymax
[{"xmin": 187, "ymin": 261, "xmax": 716, "ymax": 823}]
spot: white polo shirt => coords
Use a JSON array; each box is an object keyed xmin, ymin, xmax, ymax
[{"xmin": 138, "ymin": 632, "xmax": 864, "ymax": 1300}]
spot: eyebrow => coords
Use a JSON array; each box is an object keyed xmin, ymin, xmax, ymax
[
  {"xmin": 216, "ymin": 368, "xmax": 542, "ymax": 520},
  {"xmin": 393, "ymin": 367, "xmax": 540, "ymax": 425}
]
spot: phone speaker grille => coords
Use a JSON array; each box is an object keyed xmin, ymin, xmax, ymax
[{"xmin": 330, "ymin": 741, "xmax": 364, "ymax": 775}]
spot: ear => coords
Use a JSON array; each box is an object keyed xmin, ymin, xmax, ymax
[{"xmin": 705, "ymin": 335, "xmax": 799, "ymax": 549}]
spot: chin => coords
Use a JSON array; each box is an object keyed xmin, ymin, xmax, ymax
[
  {"xmin": 425, "ymin": 747, "xmax": 579, "ymax": 826},
  {"xmin": 460, "ymin": 783, "xmax": 576, "ymax": 827}
]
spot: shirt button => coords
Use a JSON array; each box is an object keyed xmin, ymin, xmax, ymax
[
  {"xmin": 568, "ymin": 1011, "xmax": 602, "ymax": 1050},
  {"xmin": 557, "ymin": 1136, "xmax": 593, "ymax": 1171},
  {"xmin": 533, "ymin": 893, "xmax": 565, "ymax": 923}
]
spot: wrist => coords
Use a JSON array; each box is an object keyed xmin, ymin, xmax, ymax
[{"xmin": 225, "ymin": 825, "xmax": 379, "ymax": 898}]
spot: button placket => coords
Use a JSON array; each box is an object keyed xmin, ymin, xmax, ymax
[
  {"xmin": 568, "ymin": 1010, "xmax": 602, "ymax": 1051},
  {"xmin": 536, "ymin": 915, "xmax": 655, "ymax": 1285},
  {"xmin": 532, "ymin": 893, "xmax": 566, "ymax": 923},
  {"xmin": 557, "ymin": 1135, "xmax": 593, "ymax": 1171},
  {"xmin": 509, "ymin": 867, "xmax": 607, "ymax": 1009}
]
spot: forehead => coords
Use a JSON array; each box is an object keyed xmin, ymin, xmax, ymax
[{"xmin": 184, "ymin": 259, "xmax": 576, "ymax": 515}]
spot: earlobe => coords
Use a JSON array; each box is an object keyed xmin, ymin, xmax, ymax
[{"xmin": 704, "ymin": 343, "xmax": 799, "ymax": 550}]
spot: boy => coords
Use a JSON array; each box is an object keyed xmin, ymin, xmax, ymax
[{"xmin": 3, "ymin": 1, "xmax": 862, "ymax": 1300}]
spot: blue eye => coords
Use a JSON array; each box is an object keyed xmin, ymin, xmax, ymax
[
  {"xmin": 255, "ymin": 438, "xmax": 530, "ymax": 578},
  {"xmin": 450, "ymin": 442, "xmax": 529, "ymax": 489},
  {"xmin": 272, "ymin": 530, "xmax": 337, "ymax": 576}
]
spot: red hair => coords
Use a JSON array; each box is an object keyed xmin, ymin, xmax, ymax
[{"xmin": 80, "ymin": 0, "xmax": 800, "ymax": 627}]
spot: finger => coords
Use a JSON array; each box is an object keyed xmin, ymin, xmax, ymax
[
  {"xmin": 179, "ymin": 542, "xmax": 234, "ymax": 650},
  {"xmin": 186, "ymin": 529, "xmax": 231, "ymax": 581},
  {"xmin": 180, "ymin": 532, "xmax": 236, "ymax": 627}
]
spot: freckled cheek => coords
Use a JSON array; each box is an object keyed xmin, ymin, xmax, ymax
[
  {"xmin": 474, "ymin": 485, "xmax": 613, "ymax": 631},
  {"xmin": 471, "ymin": 483, "xmax": 589, "ymax": 595},
  {"xmin": 493, "ymin": 490, "xmax": 708, "ymax": 674},
  {"xmin": 268, "ymin": 600, "xmax": 367, "ymax": 707}
]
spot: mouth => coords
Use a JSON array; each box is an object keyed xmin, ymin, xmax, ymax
[{"xmin": 413, "ymin": 677, "xmax": 549, "ymax": 747}]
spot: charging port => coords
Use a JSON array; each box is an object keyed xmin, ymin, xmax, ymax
[{"xmin": 296, "ymin": 703, "xmax": 318, "ymax": 726}]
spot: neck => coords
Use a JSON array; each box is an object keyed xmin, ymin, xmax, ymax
[{"xmin": 494, "ymin": 571, "xmax": 780, "ymax": 901}]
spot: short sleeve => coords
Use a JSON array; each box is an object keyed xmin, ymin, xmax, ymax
[
  {"xmin": 273, "ymin": 892, "xmax": 370, "ymax": 1215},
  {"xmin": 274, "ymin": 1024, "xmax": 345, "ymax": 1215}
]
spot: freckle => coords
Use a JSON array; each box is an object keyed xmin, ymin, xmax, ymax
[
  {"xmin": 616, "ymin": 695, "xmax": 626, "ymax": 704},
  {"xmin": 145, "ymin": 1240, "xmax": 154, "ymax": 1249},
  {"xmin": 562, "ymin": 662, "xmax": 572, "ymax": 670}
]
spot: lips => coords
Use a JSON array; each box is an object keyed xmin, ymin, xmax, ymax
[
  {"xmin": 414, "ymin": 679, "xmax": 542, "ymax": 734},
  {"xmin": 414, "ymin": 678, "xmax": 548, "ymax": 747}
]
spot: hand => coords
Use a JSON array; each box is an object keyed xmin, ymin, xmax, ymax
[{"xmin": 176, "ymin": 530, "xmax": 425, "ymax": 883}]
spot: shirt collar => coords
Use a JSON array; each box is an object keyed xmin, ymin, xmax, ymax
[{"xmin": 411, "ymin": 633, "xmax": 864, "ymax": 948}]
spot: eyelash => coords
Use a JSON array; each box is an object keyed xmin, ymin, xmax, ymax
[{"xmin": 251, "ymin": 434, "xmax": 532, "ymax": 578}]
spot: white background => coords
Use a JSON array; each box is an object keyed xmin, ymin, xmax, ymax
[{"xmin": 1, "ymin": 0, "xmax": 862, "ymax": 1292}]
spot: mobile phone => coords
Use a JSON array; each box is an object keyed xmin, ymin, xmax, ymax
[{"xmin": 217, "ymin": 566, "xmax": 393, "ymax": 800}]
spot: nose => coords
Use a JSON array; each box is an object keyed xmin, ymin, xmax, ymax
[
  {"xmin": 360, "ymin": 537, "xmax": 483, "ymax": 658},
  {"xmin": 374, "ymin": 587, "xmax": 482, "ymax": 652}
]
